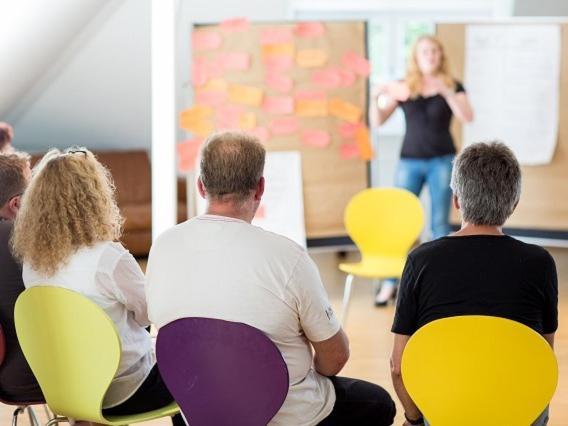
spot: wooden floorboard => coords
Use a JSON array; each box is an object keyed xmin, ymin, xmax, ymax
[{"xmin": 3, "ymin": 247, "xmax": 566, "ymax": 425}]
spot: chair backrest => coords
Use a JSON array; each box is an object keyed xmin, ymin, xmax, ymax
[
  {"xmin": 156, "ymin": 317, "xmax": 289, "ymax": 426},
  {"xmin": 401, "ymin": 315, "xmax": 558, "ymax": 426},
  {"xmin": 14, "ymin": 286, "xmax": 121, "ymax": 423},
  {"xmin": 344, "ymin": 188, "xmax": 423, "ymax": 258}
]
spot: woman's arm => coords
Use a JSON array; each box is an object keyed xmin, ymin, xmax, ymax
[
  {"xmin": 444, "ymin": 91, "xmax": 474, "ymax": 123},
  {"xmin": 391, "ymin": 334, "xmax": 424, "ymax": 424},
  {"xmin": 369, "ymin": 84, "xmax": 399, "ymax": 127}
]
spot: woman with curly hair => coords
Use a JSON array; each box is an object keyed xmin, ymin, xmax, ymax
[
  {"xmin": 12, "ymin": 148, "xmax": 183, "ymax": 425},
  {"xmin": 369, "ymin": 35, "xmax": 474, "ymax": 306}
]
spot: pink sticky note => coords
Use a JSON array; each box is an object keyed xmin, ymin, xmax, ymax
[
  {"xmin": 340, "ymin": 143, "xmax": 359, "ymax": 160},
  {"xmin": 219, "ymin": 17, "xmax": 250, "ymax": 32},
  {"xmin": 312, "ymin": 69, "xmax": 341, "ymax": 88},
  {"xmin": 262, "ymin": 96, "xmax": 294, "ymax": 115},
  {"xmin": 265, "ymin": 73, "xmax": 293, "ymax": 93},
  {"xmin": 216, "ymin": 104, "xmax": 243, "ymax": 129},
  {"xmin": 248, "ymin": 127, "xmax": 270, "ymax": 143},
  {"xmin": 338, "ymin": 69, "xmax": 356, "ymax": 87},
  {"xmin": 192, "ymin": 31, "xmax": 222, "ymax": 51},
  {"xmin": 294, "ymin": 22, "xmax": 325, "ymax": 38},
  {"xmin": 219, "ymin": 52, "xmax": 250, "ymax": 70},
  {"xmin": 195, "ymin": 90, "xmax": 227, "ymax": 106},
  {"xmin": 295, "ymin": 90, "xmax": 326, "ymax": 102},
  {"xmin": 192, "ymin": 58, "xmax": 209, "ymax": 86},
  {"xmin": 264, "ymin": 55, "xmax": 293, "ymax": 72},
  {"xmin": 342, "ymin": 51, "xmax": 370, "ymax": 77},
  {"xmin": 270, "ymin": 117, "xmax": 299, "ymax": 135},
  {"xmin": 301, "ymin": 130, "xmax": 331, "ymax": 148},
  {"xmin": 177, "ymin": 139, "xmax": 203, "ymax": 172},
  {"xmin": 339, "ymin": 122, "xmax": 362, "ymax": 139},
  {"xmin": 260, "ymin": 28, "xmax": 293, "ymax": 45}
]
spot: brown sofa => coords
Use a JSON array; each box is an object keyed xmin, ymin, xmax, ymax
[{"xmin": 32, "ymin": 150, "xmax": 187, "ymax": 257}]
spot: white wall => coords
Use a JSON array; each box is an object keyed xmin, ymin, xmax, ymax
[{"xmin": 6, "ymin": 0, "xmax": 151, "ymax": 153}]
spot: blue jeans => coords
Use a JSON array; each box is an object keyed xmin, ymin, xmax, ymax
[{"xmin": 395, "ymin": 154, "xmax": 454, "ymax": 239}]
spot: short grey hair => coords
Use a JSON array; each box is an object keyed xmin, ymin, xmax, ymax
[
  {"xmin": 450, "ymin": 141, "xmax": 521, "ymax": 226},
  {"xmin": 200, "ymin": 131, "xmax": 265, "ymax": 202}
]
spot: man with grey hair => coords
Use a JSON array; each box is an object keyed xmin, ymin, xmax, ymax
[
  {"xmin": 390, "ymin": 142, "xmax": 557, "ymax": 426},
  {"xmin": 146, "ymin": 131, "xmax": 396, "ymax": 425}
]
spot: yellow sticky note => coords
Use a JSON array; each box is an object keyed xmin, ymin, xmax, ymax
[
  {"xmin": 202, "ymin": 78, "xmax": 228, "ymax": 92},
  {"xmin": 180, "ymin": 106, "xmax": 214, "ymax": 135},
  {"xmin": 355, "ymin": 125, "xmax": 373, "ymax": 161},
  {"xmin": 262, "ymin": 42, "xmax": 295, "ymax": 58},
  {"xmin": 229, "ymin": 84, "xmax": 264, "ymax": 106},
  {"xmin": 295, "ymin": 99, "xmax": 328, "ymax": 117},
  {"xmin": 296, "ymin": 49, "xmax": 328, "ymax": 68},
  {"xmin": 328, "ymin": 98, "xmax": 362, "ymax": 123},
  {"xmin": 239, "ymin": 112, "xmax": 257, "ymax": 130}
]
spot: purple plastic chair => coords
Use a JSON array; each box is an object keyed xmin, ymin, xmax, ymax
[{"xmin": 156, "ymin": 317, "xmax": 289, "ymax": 426}]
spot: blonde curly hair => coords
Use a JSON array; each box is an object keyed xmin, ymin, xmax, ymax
[
  {"xmin": 12, "ymin": 148, "xmax": 123, "ymax": 277},
  {"xmin": 405, "ymin": 35, "xmax": 454, "ymax": 99}
]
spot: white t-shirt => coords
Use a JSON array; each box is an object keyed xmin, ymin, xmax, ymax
[
  {"xmin": 22, "ymin": 241, "xmax": 155, "ymax": 408},
  {"xmin": 146, "ymin": 215, "xmax": 341, "ymax": 426}
]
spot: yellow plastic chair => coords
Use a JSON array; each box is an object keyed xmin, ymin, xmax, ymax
[
  {"xmin": 14, "ymin": 286, "xmax": 179, "ymax": 425},
  {"xmin": 401, "ymin": 315, "xmax": 558, "ymax": 426},
  {"xmin": 339, "ymin": 188, "xmax": 423, "ymax": 324}
]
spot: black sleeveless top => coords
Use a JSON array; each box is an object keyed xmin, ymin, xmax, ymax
[{"xmin": 398, "ymin": 80, "xmax": 465, "ymax": 159}]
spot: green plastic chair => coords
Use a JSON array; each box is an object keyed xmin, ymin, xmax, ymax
[{"xmin": 14, "ymin": 286, "xmax": 179, "ymax": 425}]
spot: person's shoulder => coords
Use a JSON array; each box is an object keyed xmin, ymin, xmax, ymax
[
  {"xmin": 408, "ymin": 237, "xmax": 449, "ymax": 259},
  {"xmin": 250, "ymin": 225, "xmax": 306, "ymax": 256},
  {"xmin": 453, "ymin": 79, "xmax": 466, "ymax": 92},
  {"xmin": 507, "ymin": 236, "xmax": 555, "ymax": 263}
]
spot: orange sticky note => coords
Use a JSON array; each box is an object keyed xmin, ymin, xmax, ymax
[
  {"xmin": 294, "ymin": 22, "xmax": 325, "ymax": 38},
  {"xmin": 312, "ymin": 69, "xmax": 341, "ymax": 88},
  {"xmin": 192, "ymin": 30, "xmax": 222, "ymax": 51},
  {"xmin": 228, "ymin": 84, "xmax": 263, "ymax": 106},
  {"xmin": 296, "ymin": 49, "xmax": 328, "ymax": 68},
  {"xmin": 260, "ymin": 28, "xmax": 293, "ymax": 45},
  {"xmin": 342, "ymin": 51, "xmax": 370, "ymax": 77},
  {"xmin": 355, "ymin": 125, "xmax": 373, "ymax": 161},
  {"xmin": 239, "ymin": 112, "xmax": 256, "ymax": 130},
  {"xmin": 328, "ymin": 98, "xmax": 362, "ymax": 123},
  {"xmin": 265, "ymin": 73, "xmax": 293, "ymax": 93},
  {"xmin": 202, "ymin": 78, "xmax": 228, "ymax": 92},
  {"xmin": 262, "ymin": 43, "xmax": 295, "ymax": 58},
  {"xmin": 248, "ymin": 127, "xmax": 270, "ymax": 143},
  {"xmin": 219, "ymin": 17, "xmax": 250, "ymax": 32},
  {"xmin": 301, "ymin": 130, "xmax": 331, "ymax": 148},
  {"xmin": 270, "ymin": 117, "xmax": 299, "ymax": 136},
  {"xmin": 340, "ymin": 143, "xmax": 359, "ymax": 160},
  {"xmin": 177, "ymin": 139, "xmax": 203, "ymax": 172},
  {"xmin": 263, "ymin": 96, "xmax": 294, "ymax": 115},
  {"xmin": 219, "ymin": 52, "xmax": 250, "ymax": 71},
  {"xmin": 180, "ymin": 106, "xmax": 214, "ymax": 136},
  {"xmin": 295, "ymin": 91, "xmax": 328, "ymax": 117}
]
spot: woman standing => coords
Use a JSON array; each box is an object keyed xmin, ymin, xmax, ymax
[{"xmin": 370, "ymin": 35, "xmax": 474, "ymax": 305}]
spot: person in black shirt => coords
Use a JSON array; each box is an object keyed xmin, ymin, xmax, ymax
[
  {"xmin": 390, "ymin": 142, "xmax": 557, "ymax": 426},
  {"xmin": 370, "ymin": 35, "xmax": 474, "ymax": 305},
  {"xmin": 0, "ymin": 153, "xmax": 43, "ymax": 402}
]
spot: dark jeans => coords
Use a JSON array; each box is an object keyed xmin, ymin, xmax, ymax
[
  {"xmin": 103, "ymin": 365, "xmax": 184, "ymax": 426},
  {"xmin": 318, "ymin": 376, "xmax": 396, "ymax": 426}
]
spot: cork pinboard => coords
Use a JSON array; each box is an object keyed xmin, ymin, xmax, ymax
[
  {"xmin": 187, "ymin": 21, "xmax": 370, "ymax": 241},
  {"xmin": 437, "ymin": 23, "xmax": 568, "ymax": 234}
]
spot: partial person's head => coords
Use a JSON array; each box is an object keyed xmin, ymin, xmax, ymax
[
  {"xmin": 198, "ymin": 131, "xmax": 266, "ymax": 220},
  {"xmin": 0, "ymin": 152, "xmax": 31, "ymax": 220},
  {"xmin": 0, "ymin": 122, "xmax": 14, "ymax": 154},
  {"xmin": 450, "ymin": 141, "xmax": 521, "ymax": 227},
  {"xmin": 12, "ymin": 147, "xmax": 123, "ymax": 276}
]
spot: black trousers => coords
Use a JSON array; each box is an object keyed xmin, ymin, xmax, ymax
[
  {"xmin": 102, "ymin": 365, "xmax": 185, "ymax": 426},
  {"xmin": 318, "ymin": 376, "xmax": 396, "ymax": 426}
]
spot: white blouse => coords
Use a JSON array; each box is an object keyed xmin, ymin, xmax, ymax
[{"xmin": 22, "ymin": 241, "xmax": 155, "ymax": 408}]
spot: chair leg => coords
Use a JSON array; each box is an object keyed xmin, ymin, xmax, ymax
[
  {"xmin": 46, "ymin": 416, "xmax": 69, "ymax": 426},
  {"xmin": 12, "ymin": 406, "xmax": 25, "ymax": 426},
  {"xmin": 44, "ymin": 404, "xmax": 55, "ymax": 421},
  {"xmin": 341, "ymin": 274, "xmax": 354, "ymax": 326},
  {"xmin": 26, "ymin": 406, "xmax": 40, "ymax": 426}
]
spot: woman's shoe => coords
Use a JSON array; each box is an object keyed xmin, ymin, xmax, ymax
[{"xmin": 374, "ymin": 281, "xmax": 397, "ymax": 307}]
